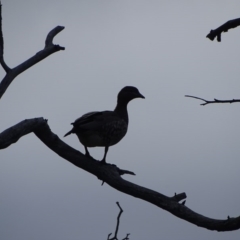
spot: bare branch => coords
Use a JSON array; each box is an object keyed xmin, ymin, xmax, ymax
[
  {"xmin": 0, "ymin": 118, "xmax": 134, "ymax": 178},
  {"xmin": 0, "ymin": 118, "xmax": 45, "ymax": 149},
  {"xmin": 115, "ymin": 202, "xmax": 123, "ymax": 238},
  {"xmin": 185, "ymin": 95, "xmax": 240, "ymax": 106},
  {"xmin": 0, "ymin": 2, "xmax": 10, "ymax": 72},
  {"xmin": 0, "ymin": 25, "xmax": 65, "ymax": 99},
  {"xmin": 122, "ymin": 234, "xmax": 130, "ymax": 240},
  {"xmin": 206, "ymin": 18, "xmax": 240, "ymax": 42},
  {"xmin": 108, "ymin": 202, "xmax": 125, "ymax": 240},
  {"xmin": 1, "ymin": 118, "xmax": 240, "ymax": 231},
  {"xmin": 118, "ymin": 169, "xmax": 135, "ymax": 176},
  {"xmin": 45, "ymin": 26, "xmax": 65, "ymax": 49}
]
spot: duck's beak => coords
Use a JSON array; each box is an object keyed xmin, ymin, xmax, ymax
[{"xmin": 138, "ymin": 92, "xmax": 145, "ymax": 99}]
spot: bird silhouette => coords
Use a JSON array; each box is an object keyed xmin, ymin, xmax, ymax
[{"xmin": 64, "ymin": 86, "xmax": 144, "ymax": 163}]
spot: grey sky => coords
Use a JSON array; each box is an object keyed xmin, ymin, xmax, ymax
[{"xmin": 1, "ymin": 0, "xmax": 240, "ymax": 239}]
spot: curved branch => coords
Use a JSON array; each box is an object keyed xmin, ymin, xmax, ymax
[
  {"xmin": 185, "ymin": 95, "xmax": 240, "ymax": 106},
  {"xmin": 206, "ymin": 18, "xmax": 240, "ymax": 42},
  {"xmin": 0, "ymin": 118, "xmax": 45, "ymax": 149},
  {"xmin": 0, "ymin": 26, "xmax": 65, "ymax": 99},
  {"xmin": 45, "ymin": 26, "xmax": 64, "ymax": 48},
  {"xmin": 0, "ymin": 118, "xmax": 239, "ymax": 232}
]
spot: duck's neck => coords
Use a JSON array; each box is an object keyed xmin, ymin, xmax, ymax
[{"xmin": 114, "ymin": 101, "xmax": 129, "ymax": 123}]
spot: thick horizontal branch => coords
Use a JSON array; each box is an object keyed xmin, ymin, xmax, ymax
[
  {"xmin": 1, "ymin": 118, "xmax": 240, "ymax": 231},
  {"xmin": 0, "ymin": 118, "xmax": 135, "ymax": 178},
  {"xmin": 0, "ymin": 26, "xmax": 64, "ymax": 99},
  {"xmin": 206, "ymin": 18, "xmax": 240, "ymax": 42},
  {"xmin": 0, "ymin": 118, "xmax": 45, "ymax": 149},
  {"xmin": 185, "ymin": 95, "xmax": 240, "ymax": 106}
]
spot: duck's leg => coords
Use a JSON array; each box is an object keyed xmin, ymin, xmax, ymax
[
  {"xmin": 101, "ymin": 146, "xmax": 109, "ymax": 164},
  {"xmin": 84, "ymin": 146, "xmax": 91, "ymax": 158}
]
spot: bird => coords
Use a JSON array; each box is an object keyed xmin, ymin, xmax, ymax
[{"xmin": 64, "ymin": 86, "xmax": 144, "ymax": 163}]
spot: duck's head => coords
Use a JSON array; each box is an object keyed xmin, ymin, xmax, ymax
[{"xmin": 117, "ymin": 86, "xmax": 145, "ymax": 104}]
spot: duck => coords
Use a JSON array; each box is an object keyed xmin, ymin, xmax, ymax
[{"xmin": 64, "ymin": 86, "xmax": 144, "ymax": 163}]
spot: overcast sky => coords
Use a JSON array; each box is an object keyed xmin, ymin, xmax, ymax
[{"xmin": 1, "ymin": 1, "xmax": 240, "ymax": 239}]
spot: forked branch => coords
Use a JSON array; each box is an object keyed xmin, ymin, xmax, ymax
[
  {"xmin": 206, "ymin": 18, "xmax": 240, "ymax": 42},
  {"xmin": 0, "ymin": 2, "xmax": 64, "ymax": 99},
  {"xmin": 185, "ymin": 95, "xmax": 240, "ymax": 106}
]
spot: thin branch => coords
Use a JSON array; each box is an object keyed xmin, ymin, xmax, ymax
[
  {"xmin": 0, "ymin": 1, "xmax": 10, "ymax": 72},
  {"xmin": 185, "ymin": 95, "xmax": 240, "ymax": 106},
  {"xmin": 206, "ymin": 18, "xmax": 240, "ymax": 42},
  {"xmin": 0, "ymin": 26, "xmax": 65, "ymax": 99},
  {"xmin": 115, "ymin": 202, "xmax": 123, "ymax": 238},
  {"xmin": 118, "ymin": 169, "xmax": 135, "ymax": 176},
  {"xmin": 1, "ymin": 118, "xmax": 240, "ymax": 232},
  {"xmin": 122, "ymin": 234, "xmax": 130, "ymax": 240},
  {"xmin": 45, "ymin": 26, "xmax": 65, "ymax": 48},
  {"xmin": 108, "ymin": 202, "xmax": 125, "ymax": 240}
]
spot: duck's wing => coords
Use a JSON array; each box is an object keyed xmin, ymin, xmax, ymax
[
  {"xmin": 72, "ymin": 111, "xmax": 120, "ymax": 132},
  {"xmin": 73, "ymin": 111, "xmax": 100, "ymax": 124}
]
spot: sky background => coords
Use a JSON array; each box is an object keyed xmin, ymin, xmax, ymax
[{"xmin": 1, "ymin": 1, "xmax": 240, "ymax": 239}]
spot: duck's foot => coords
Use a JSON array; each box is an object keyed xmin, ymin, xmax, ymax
[
  {"xmin": 100, "ymin": 158, "xmax": 107, "ymax": 164},
  {"xmin": 85, "ymin": 152, "xmax": 93, "ymax": 159}
]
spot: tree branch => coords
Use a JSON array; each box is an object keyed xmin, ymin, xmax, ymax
[
  {"xmin": 185, "ymin": 95, "xmax": 240, "ymax": 106},
  {"xmin": 122, "ymin": 234, "xmax": 130, "ymax": 240},
  {"xmin": 206, "ymin": 18, "xmax": 240, "ymax": 42},
  {"xmin": 0, "ymin": 118, "xmax": 240, "ymax": 232},
  {"xmin": 0, "ymin": 25, "xmax": 65, "ymax": 99},
  {"xmin": 0, "ymin": 118, "xmax": 45, "ymax": 149},
  {"xmin": 45, "ymin": 26, "xmax": 65, "ymax": 48},
  {"xmin": 108, "ymin": 202, "xmax": 127, "ymax": 240},
  {"xmin": 0, "ymin": 1, "xmax": 10, "ymax": 72}
]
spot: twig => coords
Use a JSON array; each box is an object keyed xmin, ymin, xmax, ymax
[
  {"xmin": 45, "ymin": 26, "xmax": 65, "ymax": 49},
  {"xmin": 114, "ymin": 202, "xmax": 123, "ymax": 239},
  {"xmin": 102, "ymin": 167, "xmax": 135, "ymax": 186},
  {"xmin": 185, "ymin": 95, "xmax": 240, "ymax": 106},
  {"xmin": 122, "ymin": 234, "xmax": 130, "ymax": 240},
  {"xmin": 0, "ymin": 1, "xmax": 10, "ymax": 72},
  {"xmin": 206, "ymin": 18, "xmax": 240, "ymax": 42},
  {"xmin": 117, "ymin": 168, "xmax": 135, "ymax": 176},
  {"xmin": 108, "ymin": 202, "xmax": 127, "ymax": 240}
]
